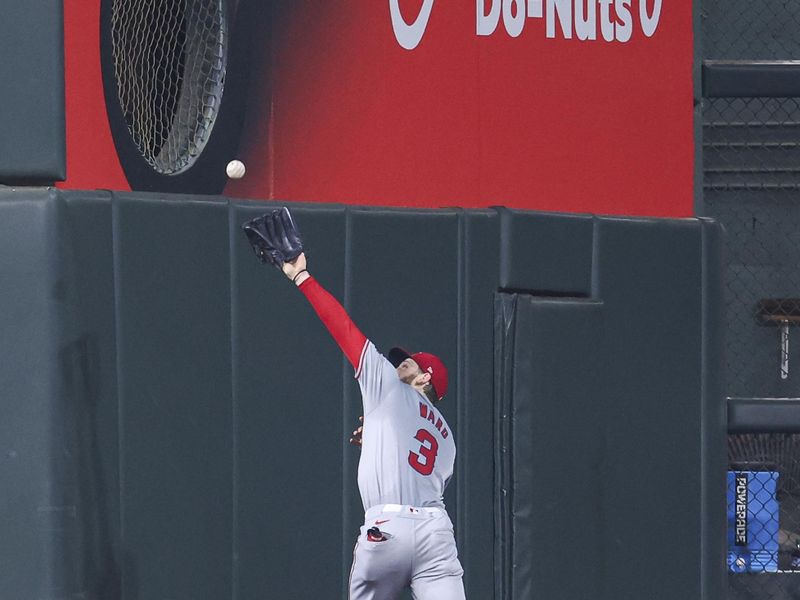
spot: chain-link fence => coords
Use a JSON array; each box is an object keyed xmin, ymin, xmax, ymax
[
  {"xmin": 728, "ymin": 435, "xmax": 800, "ymax": 599},
  {"xmin": 702, "ymin": 1, "xmax": 800, "ymax": 61},
  {"xmin": 704, "ymin": 96, "xmax": 800, "ymax": 398},
  {"xmin": 702, "ymin": 2, "xmax": 800, "ymax": 598}
]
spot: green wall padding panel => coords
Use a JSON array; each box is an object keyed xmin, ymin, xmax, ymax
[
  {"xmin": 0, "ymin": 189, "xmax": 724, "ymax": 600},
  {"xmin": 0, "ymin": 0, "xmax": 65, "ymax": 183}
]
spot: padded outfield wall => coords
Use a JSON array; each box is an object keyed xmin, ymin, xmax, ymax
[{"xmin": 0, "ymin": 188, "xmax": 723, "ymax": 600}]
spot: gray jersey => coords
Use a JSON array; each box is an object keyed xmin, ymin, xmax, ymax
[{"xmin": 355, "ymin": 342, "xmax": 456, "ymax": 511}]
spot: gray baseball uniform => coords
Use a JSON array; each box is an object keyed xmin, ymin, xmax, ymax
[
  {"xmin": 348, "ymin": 342, "xmax": 465, "ymax": 600},
  {"xmin": 293, "ymin": 275, "xmax": 465, "ymax": 599}
]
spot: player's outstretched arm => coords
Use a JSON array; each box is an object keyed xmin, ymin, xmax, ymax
[{"xmin": 283, "ymin": 253, "xmax": 368, "ymax": 370}]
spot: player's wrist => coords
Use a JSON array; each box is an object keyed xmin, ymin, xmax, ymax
[{"xmin": 293, "ymin": 270, "xmax": 310, "ymax": 286}]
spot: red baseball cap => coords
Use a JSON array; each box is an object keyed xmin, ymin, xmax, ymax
[{"xmin": 388, "ymin": 347, "xmax": 449, "ymax": 401}]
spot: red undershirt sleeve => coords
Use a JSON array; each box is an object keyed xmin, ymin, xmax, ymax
[{"xmin": 297, "ymin": 276, "xmax": 368, "ymax": 371}]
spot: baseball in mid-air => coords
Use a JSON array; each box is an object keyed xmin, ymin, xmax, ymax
[{"xmin": 226, "ymin": 159, "xmax": 246, "ymax": 179}]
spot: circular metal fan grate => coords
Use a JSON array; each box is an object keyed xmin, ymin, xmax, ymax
[{"xmin": 110, "ymin": 0, "xmax": 227, "ymax": 175}]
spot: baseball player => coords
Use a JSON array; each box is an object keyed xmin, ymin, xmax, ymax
[{"xmin": 282, "ymin": 252, "xmax": 466, "ymax": 599}]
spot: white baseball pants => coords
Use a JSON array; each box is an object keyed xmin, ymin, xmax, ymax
[{"xmin": 348, "ymin": 504, "xmax": 466, "ymax": 600}]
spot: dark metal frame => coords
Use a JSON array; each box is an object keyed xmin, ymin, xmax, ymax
[
  {"xmin": 729, "ymin": 398, "xmax": 800, "ymax": 433},
  {"xmin": 704, "ymin": 61, "xmax": 800, "ymax": 99}
]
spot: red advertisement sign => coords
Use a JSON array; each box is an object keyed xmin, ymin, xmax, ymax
[{"xmin": 61, "ymin": 1, "xmax": 692, "ymax": 216}]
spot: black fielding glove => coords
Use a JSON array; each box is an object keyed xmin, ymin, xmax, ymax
[{"xmin": 242, "ymin": 207, "xmax": 304, "ymax": 269}]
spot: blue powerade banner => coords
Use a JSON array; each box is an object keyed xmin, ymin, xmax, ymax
[{"xmin": 727, "ymin": 471, "xmax": 779, "ymax": 573}]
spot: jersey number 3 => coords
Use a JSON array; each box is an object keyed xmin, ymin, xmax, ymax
[{"xmin": 408, "ymin": 429, "xmax": 438, "ymax": 476}]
